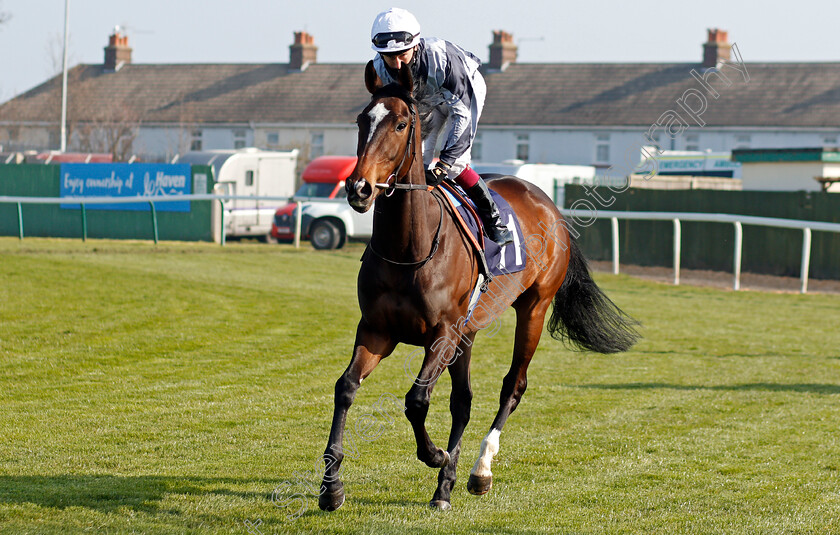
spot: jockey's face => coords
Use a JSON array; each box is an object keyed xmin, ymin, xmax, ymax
[{"xmin": 380, "ymin": 46, "xmax": 415, "ymax": 71}]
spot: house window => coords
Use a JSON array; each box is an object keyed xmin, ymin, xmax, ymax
[
  {"xmin": 515, "ymin": 134, "xmax": 530, "ymax": 161},
  {"xmin": 310, "ymin": 132, "xmax": 324, "ymax": 159},
  {"xmin": 595, "ymin": 134, "xmax": 610, "ymax": 163},
  {"xmin": 645, "ymin": 131, "xmax": 663, "ymax": 153},
  {"xmin": 734, "ymin": 135, "xmax": 751, "ymax": 149},
  {"xmin": 267, "ymin": 132, "xmax": 279, "ymax": 145},
  {"xmin": 685, "ymin": 134, "xmax": 699, "ymax": 152},
  {"xmin": 245, "ymin": 170, "xmax": 254, "ymax": 187},
  {"xmin": 472, "ymin": 132, "xmax": 483, "ymax": 162},
  {"xmin": 823, "ymin": 135, "xmax": 838, "ymax": 146},
  {"xmin": 190, "ymin": 129, "xmax": 203, "ymax": 151},
  {"xmin": 234, "ymin": 129, "xmax": 247, "ymax": 150}
]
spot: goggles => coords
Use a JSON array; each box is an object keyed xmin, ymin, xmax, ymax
[{"xmin": 371, "ymin": 31, "xmax": 419, "ymax": 49}]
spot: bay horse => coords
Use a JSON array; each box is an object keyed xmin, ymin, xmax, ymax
[{"xmin": 320, "ymin": 62, "xmax": 639, "ymax": 512}]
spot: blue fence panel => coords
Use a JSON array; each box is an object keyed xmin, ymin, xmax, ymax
[{"xmin": 60, "ymin": 163, "xmax": 192, "ymax": 212}]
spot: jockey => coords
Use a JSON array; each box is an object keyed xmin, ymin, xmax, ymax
[{"xmin": 370, "ymin": 8, "xmax": 514, "ymax": 246}]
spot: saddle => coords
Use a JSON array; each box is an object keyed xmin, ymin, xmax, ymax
[
  {"xmin": 435, "ymin": 180, "xmax": 527, "ymax": 280},
  {"xmin": 363, "ymin": 178, "xmax": 526, "ymax": 317}
]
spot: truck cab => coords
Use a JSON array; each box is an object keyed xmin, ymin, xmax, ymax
[{"xmin": 271, "ymin": 156, "xmax": 370, "ymax": 248}]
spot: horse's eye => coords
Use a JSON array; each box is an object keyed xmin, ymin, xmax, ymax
[{"xmin": 396, "ymin": 122, "xmax": 407, "ymax": 132}]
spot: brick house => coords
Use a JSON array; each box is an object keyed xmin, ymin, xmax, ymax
[{"xmin": 1, "ymin": 28, "xmax": 838, "ymax": 171}]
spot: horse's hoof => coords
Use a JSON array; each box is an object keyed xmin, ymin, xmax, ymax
[
  {"xmin": 467, "ymin": 474, "xmax": 493, "ymax": 495},
  {"xmin": 318, "ymin": 485, "xmax": 345, "ymax": 511},
  {"xmin": 421, "ymin": 449, "xmax": 450, "ymax": 469},
  {"xmin": 429, "ymin": 499, "xmax": 452, "ymax": 511}
]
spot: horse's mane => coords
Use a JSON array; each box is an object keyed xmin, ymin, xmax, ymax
[{"xmin": 371, "ymin": 83, "xmax": 417, "ymax": 108}]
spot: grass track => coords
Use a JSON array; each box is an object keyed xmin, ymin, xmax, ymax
[{"xmin": 1, "ymin": 238, "xmax": 839, "ymax": 534}]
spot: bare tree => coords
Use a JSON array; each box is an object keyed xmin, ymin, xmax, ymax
[
  {"xmin": 0, "ymin": 2, "xmax": 11, "ymax": 27},
  {"xmin": 46, "ymin": 31, "xmax": 75, "ymax": 77},
  {"xmin": 176, "ymin": 95, "xmax": 198, "ymax": 155},
  {"xmin": 74, "ymin": 102, "xmax": 140, "ymax": 161},
  {"xmin": 40, "ymin": 65, "xmax": 83, "ymax": 150}
]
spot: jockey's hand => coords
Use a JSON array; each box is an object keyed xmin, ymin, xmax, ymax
[{"xmin": 425, "ymin": 161, "xmax": 450, "ymax": 186}]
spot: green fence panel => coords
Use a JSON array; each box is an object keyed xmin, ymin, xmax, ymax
[
  {"xmin": 0, "ymin": 164, "xmax": 216, "ymax": 242},
  {"xmin": 0, "ymin": 164, "xmax": 75, "ymax": 238},
  {"xmin": 564, "ymin": 186, "xmax": 840, "ymax": 280}
]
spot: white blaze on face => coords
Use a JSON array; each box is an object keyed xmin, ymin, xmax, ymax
[
  {"xmin": 471, "ymin": 428, "xmax": 501, "ymax": 477},
  {"xmin": 366, "ymin": 103, "xmax": 390, "ymax": 145}
]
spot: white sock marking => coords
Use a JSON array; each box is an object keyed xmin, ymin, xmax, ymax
[
  {"xmin": 366, "ymin": 103, "xmax": 389, "ymax": 144},
  {"xmin": 471, "ymin": 428, "xmax": 501, "ymax": 477}
]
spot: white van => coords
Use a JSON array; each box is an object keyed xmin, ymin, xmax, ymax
[
  {"xmin": 473, "ymin": 160, "xmax": 596, "ymax": 206},
  {"xmin": 180, "ymin": 148, "xmax": 299, "ymax": 241}
]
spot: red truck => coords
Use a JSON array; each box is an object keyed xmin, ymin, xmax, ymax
[{"xmin": 270, "ymin": 155, "xmax": 358, "ymax": 243}]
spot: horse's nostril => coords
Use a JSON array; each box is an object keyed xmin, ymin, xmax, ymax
[{"xmin": 355, "ymin": 180, "xmax": 373, "ymax": 200}]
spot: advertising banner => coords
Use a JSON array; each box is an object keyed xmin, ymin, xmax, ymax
[{"xmin": 60, "ymin": 163, "xmax": 192, "ymax": 211}]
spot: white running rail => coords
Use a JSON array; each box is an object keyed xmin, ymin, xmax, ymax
[
  {"xmin": 560, "ymin": 209, "xmax": 840, "ymax": 294},
  {"xmin": 0, "ymin": 193, "xmax": 345, "ymax": 247},
  {"xmin": 2, "ymin": 194, "xmax": 839, "ymax": 294}
]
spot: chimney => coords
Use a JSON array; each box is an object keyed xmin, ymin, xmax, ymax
[
  {"xmin": 488, "ymin": 30, "xmax": 517, "ymax": 72},
  {"xmin": 104, "ymin": 26, "xmax": 132, "ymax": 71},
  {"xmin": 702, "ymin": 28, "xmax": 731, "ymax": 68},
  {"xmin": 290, "ymin": 31, "xmax": 317, "ymax": 71}
]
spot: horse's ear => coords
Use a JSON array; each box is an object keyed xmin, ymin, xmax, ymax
[
  {"xmin": 397, "ymin": 64, "xmax": 413, "ymax": 94},
  {"xmin": 364, "ymin": 60, "xmax": 383, "ymax": 94}
]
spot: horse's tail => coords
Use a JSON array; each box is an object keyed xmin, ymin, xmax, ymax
[{"xmin": 547, "ymin": 237, "xmax": 640, "ymax": 353}]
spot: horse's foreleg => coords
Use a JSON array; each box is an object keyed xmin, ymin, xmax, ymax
[
  {"xmin": 404, "ymin": 329, "xmax": 461, "ymax": 470},
  {"xmin": 320, "ymin": 322, "xmax": 395, "ymax": 512},
  {"xmin": 430, "ymin": 333, "xmax": 474, "ymax": 511},
  {"xmin": 468, "ymin": 299, "xmax": 548, "ymax": 496}
]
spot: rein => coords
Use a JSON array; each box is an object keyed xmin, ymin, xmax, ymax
[
  {"xmin": 366, "ymin": 100, "xmax": 442, "ymax": 268},
  {"xmin": 367, "ymin": 192, "xmax": 444, "ymax": 267}
]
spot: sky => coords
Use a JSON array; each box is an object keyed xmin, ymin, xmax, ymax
[{"xmin": 1, "ymin": 0, "xmax": 839, "ymax": 102}]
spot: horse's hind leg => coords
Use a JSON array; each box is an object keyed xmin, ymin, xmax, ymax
[
  {"xmin": 320, "ymin": 321, "xmax": 395, "ymax": 511},
  {"xmin": 468, "ymin": 290, "xmax": 551, "ymax": 496},
  {"xmin": 430, "ymin": 332, "xmax": 475, "ymax": 510}
]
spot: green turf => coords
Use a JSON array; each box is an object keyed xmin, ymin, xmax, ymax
[{"xmin": 1, "ymin": 237, "xmax": 838, "ymax": 534}]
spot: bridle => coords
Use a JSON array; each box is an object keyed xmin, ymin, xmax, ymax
[
  {"xmin": 365, "ymin": 96, "xmax": 443, "ymax": 268},
  {"xmin": 374, "ymin": 102, "xmax": 429, "ymax": 196}
]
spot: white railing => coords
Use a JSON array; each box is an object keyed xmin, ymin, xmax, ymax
[
  {"xmin": 2, "ymin": 194, "xmax": 839, "ymax": 294},
  {"xmin": 0, "ymin": 194, "xmax": 343, "ymax": 248},
  {"xmin": 560, "ymin": 209, "xmax": 840, "ymax": 294}
]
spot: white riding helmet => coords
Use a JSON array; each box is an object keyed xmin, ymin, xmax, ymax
[{"xmin": 370, "ymin": 8, "xmax": 421, "ymax": 53}]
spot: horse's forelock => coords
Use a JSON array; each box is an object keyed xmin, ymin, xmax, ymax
[{"xmin": 369, "ymin": 83, "xmax": 416, "ymax": 111}]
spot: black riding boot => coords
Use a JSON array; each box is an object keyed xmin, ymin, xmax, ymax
[{"xmin": 465, "ymin": 180, "xmax": 514, "ymax": 246}]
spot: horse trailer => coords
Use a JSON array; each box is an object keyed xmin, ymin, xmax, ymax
[{"xmin": 179, "ymin": 148, "xmax": 299, "ymax": 241}]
